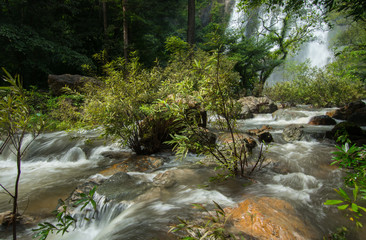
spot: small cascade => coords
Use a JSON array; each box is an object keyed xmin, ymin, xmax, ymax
[
  {"xmin": 60, "ymin": 147, "xmax": 86, "ymax": 162},
  {"xmin": 1, "ymin": 107, "xmax": 365, "ymax": 240}
]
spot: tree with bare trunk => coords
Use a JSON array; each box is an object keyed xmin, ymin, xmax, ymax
[
  {"xmin": 187, "ymin": 0, "xmax": 195, "ymax": 45},
  {"xmin": 123, "ymin": 0, "xmax": 129, "ymax": 62},
  {"xmin": 0, "ymin": 69, "xmax": 44, "ymax": 240}
]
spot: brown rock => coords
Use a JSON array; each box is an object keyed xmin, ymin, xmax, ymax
[
  {"xmin": 0, "ymin": 211, "xmax": 13, "ymax": 226},
  {"xmin": 348, "ymin": 107, "xmax": 366, "ymax": 126},
  {"xmin": 237, "ymin": 96, "xmax": 278, "ymax": 114},
  {"xmin": 326, "ymin": 101, "xmax": 366, "ymax": 120},
  {"xmin": 48, "ymin": 74, "xmax": 101, "ymax": 96},
  {"xmin": 326, "ymin": 122, "xmax": 366, "ymax": 146},
  {"xmin": 100, "ymin": 155, "xmax": 164, "ymax": 176},
  {"xmin": 247, "ymin": 125, "xmax": 273, "ymax": 136},
  {"xmin": 227, "ymin": 197, "xmax": 314, "ymax": 240},
  {"xmin": 0, "ymin": 211, "xmax": 35, "ymax": 226},
  {"xmin": 308, "ymin": 115, "xmax": 336, "ymax": 125},
  {"xmin": 282, "ymin": 124, "xmax": 304, "ymax": 142},
  {"xmin": 218, "ymin": 133, "xmax": 257, "ymax": 152},
  {"xmin": 257, "ymin": 131, "xmax": 273, "ymax": 143}
]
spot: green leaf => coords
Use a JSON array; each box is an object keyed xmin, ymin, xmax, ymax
[
  {"xmin": 351, "ymin": 203, "xmax": 359, "ymax": 212},
  {"xmin": 337, "ymin": 204, "xmax": 349, "ymax": 210},
  {"xmin": 353, "ymin": 184, "xmax": 359, "ymax": 202},
  {"xmin": 335, "ymin": 188, "xmax": 351, "ymax": 201},
  {"xmin": 324, "ymin": 199, "xmax": 344, "ymax": 205}
]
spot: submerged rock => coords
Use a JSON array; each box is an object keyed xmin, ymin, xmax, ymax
[
  {"xmin": 308, "ymin": 115, "xmax": 336, "ymax": 125},
  {"xmin": 100, "ymin": 155, "xmax": 165, "ymax": 176},
  {"xmin": 282, "ymin": 124, "xmax": 304, "ymax": 142},
  {"xmin": 97, "ymin": 172, "xmax": 152, "ymax": 202},
  {"xmin": 227, "ymin": 197, "xmax": 314, "ymax": 240}
]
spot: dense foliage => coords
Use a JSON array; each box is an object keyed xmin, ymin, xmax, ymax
[
  {"xmin": 0, "ymin": 0, "xmax": 231, "ymax": 88},
  {"xmin": 324, "ymin": 136, "xmax": 366, "ymax": 228},
  {"xmin": 264, "ymin": 60, "xmax": 366, "ymax": 107}
]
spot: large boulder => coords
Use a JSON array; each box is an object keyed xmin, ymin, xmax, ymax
[
  {"xmin": 348, "ymin": 107, "xmax": 366, "ymax": 126},
  {"xmin": 282, "ymin": 124, "xmax": 304, "ymax": 142},
  {"xmin": 308, "ymin": 115, "xmax": 336, "ymax": 125},
  {"xmin": 272, "ymin": 109, "xmax": 307, "ymax": 121},
  {"xmin": 48, "ymin": 74, "xmax": 100, "ymax": 96},
  {"xmin": 247, "ymin": 125, "xmax": 274, "ymax": 144},
  {"xmin": 237, "ymin": 105, "xmax": 254, "ymax": 119},
  {"xmin": 326, "ymin": 122, "xmax": 366, "ymax": 146},
  {"xmin": 226, "ymin": 197, "xmax": 314, "ymax": 240},
  {"xmin": 258, "ymin": 131, "xmax": 273, "ymax": 143},
  {"xmin": 237, "ymin": 96, "xmax": 278, "ymax": 118},
  {"xmin": 326, "ymin": 100, "xmax": 365, "ymax": 121}
]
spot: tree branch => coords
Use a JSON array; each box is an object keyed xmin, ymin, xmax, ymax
[{"xmin": 0, "ymin": 183, "xmax": 14, "ymax": 198}]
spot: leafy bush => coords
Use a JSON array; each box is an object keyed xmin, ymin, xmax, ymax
[
  {"xmin": 324, "ymin": 136, "xmax": 366, "ymax": 228},
  {"xmin": 83, "ymin": 53, "xmax": 163, "ymax": 153},
  {"xmin": 26, "ymin": 87, "xmax": 86, "ymax": 131},
  {"xmin": 264, "ymin": 60, "xmax": 366, "ymax": 107},
  {"xmin": 161, "ymin": 48, "xmax": 267, "ymax": 178}
]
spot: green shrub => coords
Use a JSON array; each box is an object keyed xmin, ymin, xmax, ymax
[
  {"xmin": 324, "ymin": 136, "xmax": 366, "ymax": 228},
  {"xmin": 264, "ymin": 60, "xmax": 366, "ymax": 107}
]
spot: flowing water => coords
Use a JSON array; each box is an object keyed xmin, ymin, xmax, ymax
[{"xmin": 1, "ymin": 106, "xmax": 365, "ymax": 240}]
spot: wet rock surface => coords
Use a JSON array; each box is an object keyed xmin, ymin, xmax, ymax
[
  {"xmin": 0, "ymin": 211, "xmax": 36, "ymax": 228},
  {"xmin": 348, "ymin": 107, "xmax": 366, "ymax": 126},
  {"xmin": 218, "ymin": 133, "xmax": 257, "ymax": 152},
  {"xmin": 308, "ymin": 115, "xmax": 336, "ymax": 125},
  {"xmin": 247, "ymin": 125, "xmax": 274, "ymax": 144},
  {"xmin": 237, "ymin": 96, "xmax": 277, "ymax": 119},
  {"xmin": 326, "ymin": 122, "xmax": 366, "ymax": 146},
  {"xmin": 227, "ymin": 197, "xmax": 315, "ymax": 240},
  {"xmin": 282, "ymin": 124, "xmax": 304, "ymax": 142},
  {"xmin": 97, "ymin": 172, "xmax": 153, "ymax": 202},
  {"xmin": 100, "ymin": 155, "xmax": 165, "ymax": 176},
  {"xmin": 326, "ymin": 100, "xmax": 366, "ymax": 125}
]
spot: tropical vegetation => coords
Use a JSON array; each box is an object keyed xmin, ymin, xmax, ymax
[{"xmin": 0, "ymin": 0, "xmax": 366, "ymax": 239}]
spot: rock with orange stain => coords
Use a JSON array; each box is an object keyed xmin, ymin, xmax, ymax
[
  {"xmin": 227, "ymin": 197, "xmax": 314, "ymax": 240},
  {"xmin": 218, "ymin": 133, "xmax": 257, "ymax": 153},
  {"xmin": 100, "ymin": 155, "xmax": 165, "ymax": 176}
]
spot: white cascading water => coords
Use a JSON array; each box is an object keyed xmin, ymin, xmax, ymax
[{"xmin": 228, "ymin": 0, "xmax": 334, "ymax": 85}]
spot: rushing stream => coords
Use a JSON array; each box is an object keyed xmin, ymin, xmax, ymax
[{"xmin": 1, "ymin": 106, "xmax": 365, "ymax": 240}]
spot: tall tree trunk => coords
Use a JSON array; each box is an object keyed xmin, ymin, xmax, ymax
[
  {"xmin": 123, "ymin": 0, "xmax": 129, "ymax": 63},
  {"xmin": 102, "ymin": 1, "xmax": 108, "ymax": 38},
  {"xmin": 187, "ymin": 0, "xmax": 195, "ymax": 45},
  {"xmin": 12, "ymin": 145, "xmax": 22, "ymax": 240}
]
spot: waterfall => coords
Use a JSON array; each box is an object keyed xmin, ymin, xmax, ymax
[{"xmin": 227, "ymin": 0, "xmax": 334, "ymax": 84}]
